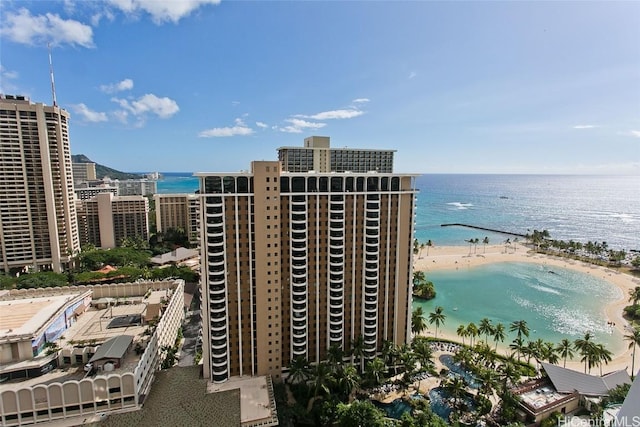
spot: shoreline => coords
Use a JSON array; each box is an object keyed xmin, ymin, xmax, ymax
[{"xmin": 413, "ymin": 243, "xmax": 639, "ymax": 376}]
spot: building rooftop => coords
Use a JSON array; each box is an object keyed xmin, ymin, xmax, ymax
[
  {"xmin": 541, "ymin": 362, "xmax": 631, "ymax": 397},
  {"xmin": 150, "ymin": 247, "xmax": 199, "ymax": 265},
  {"xmin": 207, "ymin": 375, "xmax": 278, "ymax": 426},
  {"xmin": 89, "ymin": 335, "xmax": 133, "ymax": 363},
  {"xmin": 616, "ymin": 369, "xmax": 640, "ymax": 424},
  {"xmin": 0, "ymin": 292, "xmax": 87, "ymax": 341}
]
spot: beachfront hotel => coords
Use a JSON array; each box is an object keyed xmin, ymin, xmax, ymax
[
  {"xmin": 154, "ymin": 193, "xmax": 200, "ymax": 246},
  {"xmin": 278, "ymin": 135, "xmax": 395, "ymax": 173},
  {"xmin": 0, "ymin": 95, "xmax": 80, "ymax": 273},
  {"xmin": 197, "ymin": 138, "xmax": 418, "ymax": 384}
]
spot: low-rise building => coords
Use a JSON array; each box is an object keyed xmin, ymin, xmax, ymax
[{"xmin": 0, "ymin": 279, "xmax": 184, "ymax": 426}]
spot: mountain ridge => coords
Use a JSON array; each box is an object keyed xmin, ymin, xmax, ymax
[{"xmin": 72, "ymin": 154, "xmax": 143, "ymax": 180}]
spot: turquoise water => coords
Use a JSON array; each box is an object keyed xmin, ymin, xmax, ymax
[{"xmin": 414, "ymin": 262, "xmax": 624, "ymax": 354}]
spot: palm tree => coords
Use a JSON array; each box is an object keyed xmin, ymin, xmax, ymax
[
  {"xmin": 624, "ymin": 327, "xmax": 640, "ymax": 379},
  {"xmin": 413, "ymin": 238, "xmax": 420, "ymax": 255},
  {"xmin": 509, "ymin": 320, "xmax": 530, "ymax": 342},
  {"xmin": 466, "ymin": 322, "xmax": 479, "ymax": 347},
  {"xmin": 478, "ymin": 368, "xmax": 498, "ymax": 399},
  {"xmin": 479, "ymin": 318, "xmax": 494, "ymax": 344},
  {"xmin": 457, "ymin": 324, "xmax": 468, "ymax": 346},
  {"xmin": 419, "ymin": 242, "xmax": 426, "ymax": 258},
  {"xmin": 492, "ymin": 322, "xmax": 506, "ymax": 351},
  {"xmin": 542, "ymin": 341, "xmax": 560, "ymax": 365},
  {"xmin": 428, "ymin": 306, "xmax": 446, "ymax": 338},
  {"xmin": 398, "ymin": 343, "xmax": 417, "ymax": 380},
  {"xmin": 412, "ymin": 337, "xmax": 434, "ymax": 370},
  {"xmin": 483, "ymin": 237, "xmax": 489, "ymax": 253},
  {"xmin": 327, "ymin": 343, "xmax": 344, "ymax": 372},
  {"xmin": 498, "ymin": 356, "xmax": 520, "ymax": 392},
  {"xmin": 364, "ymin": 357, "xmax": 387, "ymax": 387},
  {"xmin": 509, "ymin": 337, "xmax": 526, "ymax": 362},
  {"xmin": 288, "ymin": 355, "xmax": 310, "ymax": 384},
  {"xmin": 351, "ymin": 334, "xmax": 365, "ymax": 372},
  {"xmin": 556, "ymin": 338, "xmax": 575, "ymax": 368},
  {"xmin": 426, "ymin": 239, "xmax": 433, "ymax": 256},
  {"xmin": 411, "ymin": 307, "xmax": 428, "ymax": 336},
  {"xmin": 594, "ymin": 343, "xmax": 613, "ymax": 376},
  {"xmin": 336, "ymin": 364, "xmax": 360, "ymax": 399},
  {"xmin": 574, "ymin": 332, "xmax": 596, "ymax": 374},
  {"xmin": 466, "ymin": 239, "xmax": 473, "ymax": 255},
  {"xmin": 381, "ymin": 339, "xmax": 395, "ymax": 367},
  {"xmin": 311, "ymin": 362, "xmax": 334, "ymax": 398},
  {"xmin": 442, "ymin": 376, "xmax": 466, "ymax": 412}
]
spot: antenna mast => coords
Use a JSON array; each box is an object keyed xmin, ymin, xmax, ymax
[{"xmin": 48, "ymin": 43, "xmax": 57, "ymax": 107}]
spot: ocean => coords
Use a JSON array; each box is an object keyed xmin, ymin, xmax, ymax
[{"xmin": 156, "ymin": 173, "xmax": 640, "ymax": 251}]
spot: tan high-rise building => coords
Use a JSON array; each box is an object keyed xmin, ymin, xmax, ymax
[
  {"xmin": 76, "ymin": 193, "xmax": 149, "ymax": 248},
  {"xmin": 0, "ymin": 95, "xmax": 80, "ymax": 273},
  {"xmin": 71, "ymin": 161, "xmax": 97, "ymax": 184},
  {"xmin": 154, "ymin": 194, "xmax": 200, "ymax": 246},
  {"xmin": 197, "ymin": 153, "xmax": 418, "ymax": 384},
  {"xmin": 278, "ymin": 136, "xmax": 396, "ymax": 173}
]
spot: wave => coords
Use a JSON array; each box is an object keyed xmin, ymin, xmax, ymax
[
  {"xmin": 529, "ymin": 284, "xmax": 562, "ymax": 296},
  {"xmin": 447, "ymin": 202, "xmax": 474, "ymax": 210}
]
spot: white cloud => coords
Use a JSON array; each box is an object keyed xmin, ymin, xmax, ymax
[
  {"xmin": 112, "ymin": 93, "xmax": 179, "ymax": 119},
  {"xmin": 573, "ymin": 125, "xmax": 597, "ymax": 129},
  {"xmin": 91, "ymin": 9, "xmax": 116, "ymax": 26},
  {"xmin": 107, "ymin": 0, "xmax": 221, "ymax": 24},
  {"xmin": 296, "ymin": 109, "xmax": 364, "ymax": 120},
  {"xmin": 199, "ymin": 118, "xmax": 254, "ymax": 138},
  {"xmin": 100, "ymin": 78, "xmax": 134, "ymax": 94},
  {"xmin": 0, "ymin": 8, "xmax": 94, "ymax": 47},
  {"xmin": 278, "ymin": 118, "xmax": 326, "ymax": 134},
  {"xmin": 256, "ymin": 121, "xmax": 268, "ymax": 129},
  {"xmin": 352, "ymin": 98, "xmax": 370, "ymax": 104},
  {"xmin": 71, "ymin": 103, "xmax": 108, "ymax": 122},
  {"xmin": 408, "ymin": 71, "xmax": 417, "ymax": 79},
  {"xmin": 629, "ymin": 130, "xmax": 640, "ymax": 138}
]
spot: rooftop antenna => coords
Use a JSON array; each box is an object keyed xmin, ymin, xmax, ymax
[{"xmin": 48, "ymin": 43, "xmax": 57, "ymax": 107}]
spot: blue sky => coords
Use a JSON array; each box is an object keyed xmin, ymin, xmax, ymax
[{"xmin": 1, "ymin": 1, "xmax": 639, "ymax": 174}]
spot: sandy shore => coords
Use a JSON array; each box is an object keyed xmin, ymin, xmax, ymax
[{"xmin": 413, "ymin": 243, "xmax": 640, "ymax": 376}]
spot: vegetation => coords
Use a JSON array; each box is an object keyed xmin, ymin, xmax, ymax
[{"xmin": 412, "ymin": 271, "xmax": 436, "ymax": 300}]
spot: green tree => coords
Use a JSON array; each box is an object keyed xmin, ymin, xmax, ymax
[
  {"xmin": 509, "ymin": 320, "xmax": 530, "ymax": 342},
  {"xmin": 466, "ymin": 322, "xmax": 479, "ymax": 347},
  {"xmin": 336, "ymin": 400, "xmax": 388, "ymax": 427},
  {"xmin": 492, "ymin": 322, "xmax": 506, "ymax": 351},
  {"xmin": 624, "ymin": 327, "xmax": 640, "ymax": 379},
  {"xmin": 629, "ymin": 286, "xmax": 640, "ymax": 306},
  {"xmin": 428, "ymin": 306, "xmax": 446, "ymax": 338},
  {"xmin": 351, "ymin": 335, "xmax": 365, "ymax": 372},
  {"xmin": 556, "ymin": 338, "xmax": 575, "ymax": 368},
  {"xmin": 16, "ymin": 271, "xmax": 68, "ymax": 289},
  {"xmin": 411, "ymin": 337, "xmax": 434, "ymax": 371},
  {"xmin": 288, "ymin": 356, "xmax": 310, "ymax": 385},
  {"xmin": 479, "ymin": 318, "xmax": 494, "ymax": 344},
  {"xmin": 311, "ymin": 362, "xmax": 334, "ymax": 399},
  {"xmin": 336, "ymin": 364, "xmax": 360, "ymax": 399},
  {"xmin": 364, "ymin": 357, "xmax": 387, "ymax": 387},
  {"xmin": 574, "ymin": 332, "xmax": 596, "ymax": 374},
  {"xmin": 483, "ymin": 236, "xmax": 490, "ymax": 253},
  {"xmin": 457, "ymin": 324, "xmax": 468, "ymax": 346},
  {"xmin": 411, "ymin": 307, "xmax": 428, "ymax": 336}
]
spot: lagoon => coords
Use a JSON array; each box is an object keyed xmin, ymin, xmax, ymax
[{"xmin": 413, "ymin": 262, "xmax": 624, "ymax": 354}]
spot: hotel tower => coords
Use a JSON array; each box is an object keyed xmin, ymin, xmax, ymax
[
  {"xmin": 198, "ymin": 137, "xmax": 418, "ymax": 383},
  {"xmin": 0, "ymin": 95, "xmax": 80, "ymax": 273}
]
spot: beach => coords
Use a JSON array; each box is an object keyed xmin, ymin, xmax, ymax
[{"xmin": 413, "ymin": 243, "xmax": 639, "ymax": 376}]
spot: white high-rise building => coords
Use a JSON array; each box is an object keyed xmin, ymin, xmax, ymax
[{"xmin": 0, "ymin": 95, "xmax": 80, "ymax": 273}]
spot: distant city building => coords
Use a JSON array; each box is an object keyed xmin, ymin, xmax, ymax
[
  {"xmin": 108, "ymin": 178, "xmax": 157, "ymax": 196},
  {"xmin": 76, "ymin": 192, "xmax": 149, "ymax": 248},
  {"xmin": 197, "ymin": 154, "xmax": 417, "ymax": 384},
  {"xmin": 74, "ymin": 184, "xmax": 119, "ymax": 201},
  {"xmin": 0, "ymin": 95, "xmax": 80, "ymax": 273},
  {"xmin": 71, "ymin": 161, "xmax": 97, "ymax": 184},
  {"xmin": 154, "ymin": 194, "xmax": 200, "ymax": 245},
  {"xmin": 278, "ymin": 135, "xmax": 396, "ymax": 173}
]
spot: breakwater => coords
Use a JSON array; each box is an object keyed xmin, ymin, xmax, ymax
[{"xmin": 440, "ymin": 223, "xmax": 526, "ymax": 238}]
